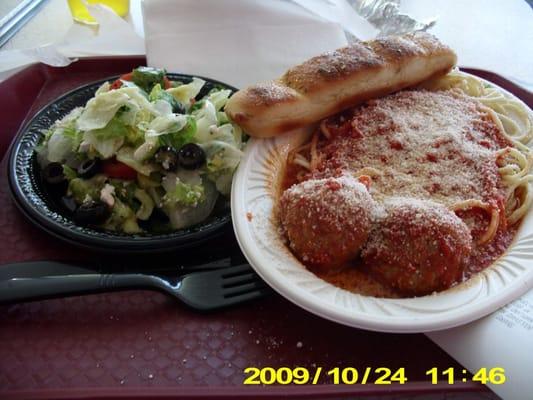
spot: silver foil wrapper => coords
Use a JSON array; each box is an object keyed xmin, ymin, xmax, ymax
[{"xmin": 349, "ymin": 0, "xmax": 437, "ymax": 37}]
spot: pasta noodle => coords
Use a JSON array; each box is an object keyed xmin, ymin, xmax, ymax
[{"xmin": 427, "ymin": 71, "xmax": 533, "ymax": 230}]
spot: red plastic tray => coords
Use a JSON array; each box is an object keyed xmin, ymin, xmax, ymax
[{"xmin": 0, "ymin": 58, "xmax": 520, "ymax": 400}]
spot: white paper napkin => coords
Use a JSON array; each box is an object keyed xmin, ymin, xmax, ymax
[
  {"xmin": 401, "ymin": 0, "xmax": 533, "ymax": 90},
  {"xmin": 0, "ymin": 5, "xmax": 144, "ymax": 80},
  {"xmin": 427, "ymin": 289, "xmax": 533, "ymax": 400},
  {"xmin": 142, "ymin": 0, "xmax": 375, "ymax": 88}
]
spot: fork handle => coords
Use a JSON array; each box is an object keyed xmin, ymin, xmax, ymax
[{"xmin": 0, "ymin": 273, "xmax": 162, "ymax": 304}]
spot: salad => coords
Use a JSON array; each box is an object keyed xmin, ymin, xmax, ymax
[{"xmin": 37, "ymin": 67, "xmax": 244, "ymax": 233}]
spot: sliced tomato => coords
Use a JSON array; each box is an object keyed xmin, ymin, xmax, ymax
[
  {"xmin": 110, "ymin": 71, "xmax": 134, "ymax": 90},
  {"xmin": 110, "ymin": 79, "xmax": 123, "ymax": 90},
  {"xmin": 102, "ymin": 159, "xmax": 137, "ymax": 180},
  {"xmin": 120, "ymin": 72, "xmax": 133, "ymax": 81},
  {"xmin": 163, "ymin": 76, "xmax": 172, "ymax": 89}
]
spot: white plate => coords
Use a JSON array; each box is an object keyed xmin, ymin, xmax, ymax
[{"xmin": 231, "ymin": 73, "xmax": 533, "ymax": 333}]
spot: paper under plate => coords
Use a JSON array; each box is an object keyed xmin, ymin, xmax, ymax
[{"xmin": 231, "ymin": 72, "xmax": 533, "ymax": 333}]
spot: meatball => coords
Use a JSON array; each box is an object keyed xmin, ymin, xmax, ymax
[
  {"xmin": 362, "ymin": 197, "xmax": 472, "ymax": 296},
  {"xmin": 279, "ymin": 175, "xmax": 376, "ymax": 271}
]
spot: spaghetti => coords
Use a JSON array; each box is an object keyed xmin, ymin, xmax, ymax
[{"xmin": 422, "ymin": 71, "xmax": 533, "ymax": 231}]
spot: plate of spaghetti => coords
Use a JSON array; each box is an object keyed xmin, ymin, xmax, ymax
[{"xmin": 229, "ymin": 33, "xmax": 533, "ymax": 332}]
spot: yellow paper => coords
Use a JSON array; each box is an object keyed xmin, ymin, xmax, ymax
[{"xmin": 67, "ymin": 0, "xmax": 129, "ymax": 25}]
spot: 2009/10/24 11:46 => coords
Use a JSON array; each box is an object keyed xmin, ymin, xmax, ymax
[{"xmin": 242, "ymin": 366, "xmax": 507, "ymax": 385}]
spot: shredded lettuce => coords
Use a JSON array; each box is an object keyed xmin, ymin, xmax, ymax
[
  {"xmin": 204, "ymin": 141, "xmax": 243, "ymax": 172},
  {"xmin": 133, "ymin": 135, "xmax": 158, "ymax": 162},
  {"xmin": 217, "ymin": 111, "xmax": 229, "ymax": 125},
  {"xmin": 207, "ymin": 89, "xmax": 232, "ymax": 111},
  {"xmin": 116, "ymin": 147, "xmax": 158, "ymax": 176},
  {"xmin": 119, "ymin": 87, "xmax": 159, "ymax": 115},
  {"xmin": 166, "ymin": 78, "xmax": 205, "ymax": 106},
  {"xmin": 95, "ymin": 82, "xmax": 110, "ymax": 95},
  {"xmin": 46, "ymin": 126, "xmax": 83, "ymax": 162},
  {"xmin": 162, "ymin": 177, "xmax": 218, "ymax": 229},
  {"xmin": 147, "ymin": 114, "xmax": 188, "ymax": 136},
  {"xmin": 80, "ymin": 117, "xmax": 132, "ymax": 159},
  {"xmin": 43, "ymin": 108, "xmax": 85, "ymax": 163},
  {"xmin": 90, "ymin": 117, "xmax": 128, "ymax": 140},
  {"xmin": 194, "ymin": 100, "xmax": 218, "ymax": 143},
  {"xmin": 76, "ymin": 90, "xmax": 132, "ymax": 131},
  {"xmin": 82, "ymin": 133, "xmax": 124, "ymax": 159},
  {"xmin": 77, "ymin": 86, "xmax": 162, "ymax": 133},
  {"xmin": 201, "ymin": 124, "xmax": 243, "ymax": 195},
  {"xmin": 57, "ymin": 107, "xmax": 84, "ymax": 127},
  {"xmin": 84, "ymin": 136, "xmax": 123, "ymax": 159},
  {"xmin": 149, "ymin": 84, "xmax": 180, "ymax": 111},
  {"xmin": 157, "ymin": 116, "xmax": 196, "ymax": 150},
  {"xmin": 116, "ymin": 104, "xmax": 139, "ymax": 127}
]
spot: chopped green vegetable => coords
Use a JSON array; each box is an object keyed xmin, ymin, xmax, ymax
[
  {"xmin": 62, "ymin": 165, "xmax": 77, "ymax": 180},
  {"xmin": 91, "ymin": 117, "xmax": 128, "ymax": 140},
  {"xmin": 159, "ymin": 116, "xmax": 197, "ymax": 150},
  {"xmin": 163, "ymin": 180, "xmax": 204, "ymax": 207},
  {"xmin": 103, "ymin": 197, "xmax": 141, "ymax": 233},
  {"xmin": 68, "ymin": 175, "xmax": 105, "ymax": 204},
  {"xmin": 125, "ymin": 125, "xmax": 144, "ymax": 147},
  {"xmin": 149, "ymin": 84, "xmax": 180, "ymax": 111},
  {"xmin": 132, "ymin": 67, "xmax": 166, "ymax": 93},
  {"xmin": 190, "ymin": 100, "xmax": 205, "ymax": 113}
]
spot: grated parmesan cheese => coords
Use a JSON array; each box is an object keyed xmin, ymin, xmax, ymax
[{"xmin": 314, "ymin": 89, "xmax": 509, "ymax": 207}]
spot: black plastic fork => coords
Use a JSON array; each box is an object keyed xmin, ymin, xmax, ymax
[{"xmin": 0, "ymin": 262, "xmax": 270, "ymax": 310}]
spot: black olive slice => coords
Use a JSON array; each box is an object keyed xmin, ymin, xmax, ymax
[
  {"xmin": 77, "ymin": 158, "xmax": 101, "ymax": 178},
  {"xmin": 42, "ymin": 162, "xmax": 66, "ymax": 185},
  {"xmin": 60, "ymin": 196, "xmax": 78, "ymax": 214},
  {"xmin": 178, "ymin": 143, "xmax": 206, "ymax": 170},
  {"xmin": 73, "ymin": 200, "xmax": 110, "ymax": 225},
  {"xmin": 155, "ymin": 146, "xmax": 179, "ymax": 171}
]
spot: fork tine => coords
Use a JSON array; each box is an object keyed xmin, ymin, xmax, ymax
[
  {"xmin": 220, "ymin": 264, "xmax": 254, "ymax": 277},
  {"xmin": 176, "ymin": 264, "xmax": 269, "ymax": 311},
  {"xmin": 219, "ymin": 288, "xmax": 271, "ymax": 307},
  {"xmin": 223, "ymin": 280, "xmax": 268, "ymax": 297},
  {"xmin": 222, "ymin": 272, "xmax": 257, "ymax": 287}
]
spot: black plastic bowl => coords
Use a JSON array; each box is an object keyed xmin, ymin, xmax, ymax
[{"xmin": 8, "ymin": 73, "xmax": 238, "ymax": 253}]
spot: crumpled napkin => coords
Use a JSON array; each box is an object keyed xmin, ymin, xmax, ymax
[
  {"xmin": 142, "ymin": 0, "xmax": 375, "ymax": 88},
  {"xmin": 0, "ymin": 5, "xmax": 144, "ymax": 78}
]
